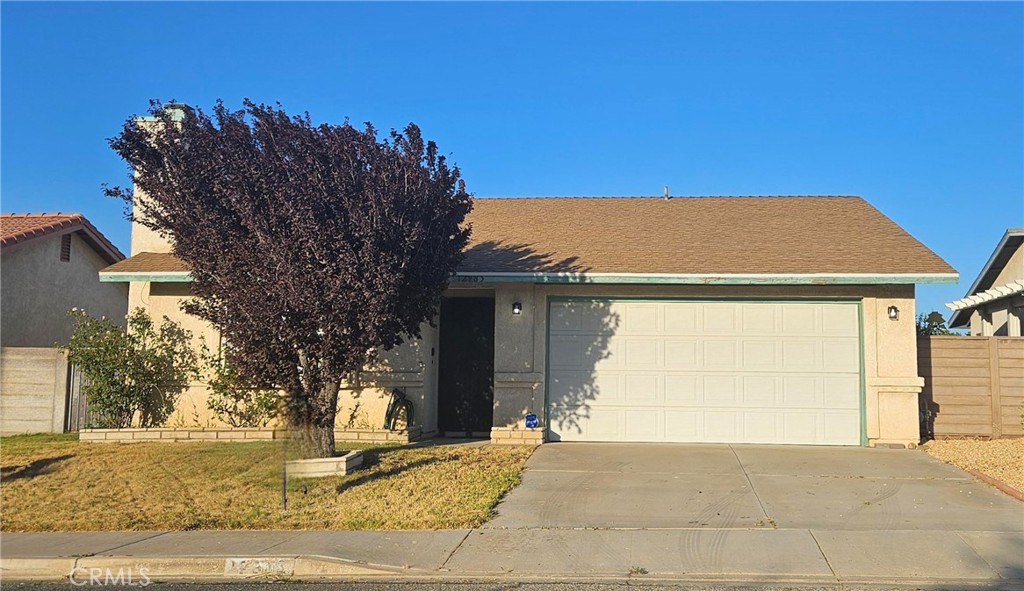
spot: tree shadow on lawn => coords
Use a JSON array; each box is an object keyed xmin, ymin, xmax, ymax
[
  {"xmin": 0, "ymin": 454, "xmax": 74, "ymax": 483},
  {"xmin": 333, "ymin": 446, "xmax": 440, "ymax": 494}
]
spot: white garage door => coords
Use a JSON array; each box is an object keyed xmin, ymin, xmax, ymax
[{"xmin": 547, "ymin": 300, "xmax": 862, "ymax": 445}]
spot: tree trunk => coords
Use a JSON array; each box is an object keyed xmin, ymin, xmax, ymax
[{"xmin": 288, "ymin": 381, "xmax": 340, "ymax": 459}]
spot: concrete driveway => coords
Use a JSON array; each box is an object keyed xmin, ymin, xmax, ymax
[
  {"xmin": 458, "ymin": 443, "xmax": 1024, "ymax": 582},
  {"xmin": 488, "ymin": 442, "xmax": 1024, "ymax": 531}
]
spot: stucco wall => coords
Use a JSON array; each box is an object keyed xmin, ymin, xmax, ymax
[
  {"xmin": 127, "ymin": 281, "xmax": 222, "ymax": 426},
  {"xmin": 488, "ymin": 283, "xmax": 921, "ymax": 447},
  {"xmin": 1, "ymin": 232, "xmax": 128, "ymax": 348},
  {"xmin": 128, "ymin": 279, "xmax": 440, "ymax": 432},
  {"xmin": 123, "ymin": 279, "xmax": 923, "ymax": 446}
]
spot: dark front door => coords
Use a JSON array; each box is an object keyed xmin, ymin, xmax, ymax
[{"xmin": 438, "ymin": 297, "xmax": 495, "ymax": 435}]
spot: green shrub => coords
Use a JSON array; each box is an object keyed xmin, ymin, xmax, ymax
[
  {"xmin": 62, "ymin": 308, "xmax": 198, "ymax": 428},
  {"xmin": 201, "ymin": 341, "xmax": 280, "ymax": 428}
]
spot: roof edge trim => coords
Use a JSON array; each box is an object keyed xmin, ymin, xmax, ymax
[
  {"xmin": 99, "ymin": 271, "xmax": 192, "ymax": 283},
  {"xmin": 452, "ymin": 272, "xmax": 959, "ymax": 285},
  {"xmin": 100, "ymin": 270, "xmax": 959, "ymax": 285}
]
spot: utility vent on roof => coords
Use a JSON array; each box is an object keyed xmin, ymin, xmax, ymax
[{"xmin": 60, "ymin": 234, "xmax": 72, "ymax": 262}]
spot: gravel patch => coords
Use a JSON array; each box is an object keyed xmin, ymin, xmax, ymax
[{"xmin": 923, "ymin": 438, "xmax": 1024, "ymax": 492}]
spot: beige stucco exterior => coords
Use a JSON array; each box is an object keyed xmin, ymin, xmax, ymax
[
  {"xmin": 474, "ymin": 283, "xmax": 921, "ymax": 447},
  {"xmin": 2, "ymin": 232, "xmax": 128, "ymax": 348},
  {"xmin": 124, "ymin": 268, "xmax": 924, "ymax": 446}
]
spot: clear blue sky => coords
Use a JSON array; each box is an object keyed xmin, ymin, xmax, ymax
[{"xmin": 3, "ymin": 2, "xmax": 1022, "ymax": 319}]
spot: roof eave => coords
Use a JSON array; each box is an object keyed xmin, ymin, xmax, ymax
[
  {"xmin": 98, "ymin": 270, "xmax": 958, "ymax": 286},
  {"xmin": 453, "ymin": 272, "xmax": 959, "ymax": 285},
  {"xmin": 948, "ymin": 228, "xmax": 1024, "ymax": 328}
]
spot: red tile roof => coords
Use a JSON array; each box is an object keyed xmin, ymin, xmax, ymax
[{"xmin": 1, "ymin": 213, "xmax": 125, "ymax": 264}]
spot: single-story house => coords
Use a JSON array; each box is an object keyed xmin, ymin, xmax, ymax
[
  {"xmin": 946, "ymin": 228, "xmax": 1023, "ymax": 336},
  {"xmin": 99, "ymin": 195, "xmax": 957, "ymax": 448}
]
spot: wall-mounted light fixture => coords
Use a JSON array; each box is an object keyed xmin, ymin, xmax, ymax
[
  {"xmin": 512, "ymin": 302, "xmax": 523, "ymax": 315},
  {"xmin": 887, "ymin": 305, "xmax": 899, "ymax": 321}
]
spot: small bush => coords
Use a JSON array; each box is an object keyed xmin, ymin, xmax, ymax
[
  {"xmin": 201, "ymin": 341, "xmax": 280, "ymax": 428},
  {"xmin": 61, "ymin": 308, "xmax": 198, "ymax": 428}
]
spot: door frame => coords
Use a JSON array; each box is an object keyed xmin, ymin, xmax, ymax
[{"xmin": 437, "ymin": 293, "xmax": 497, "ymax": 436}]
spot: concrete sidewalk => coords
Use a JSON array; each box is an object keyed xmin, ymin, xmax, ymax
[{"xmin": 3, "ymin": 527, "xmax": 1022, "ymax": 587}]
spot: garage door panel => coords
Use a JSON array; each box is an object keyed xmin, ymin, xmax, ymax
[
  {"xmin": 744, "ymin": 411, "xmax": 781, "ymax": 442},
  {"xmin": 625, "ymin": 409, "xmax": 659, "ymax": 440},
  {"xmin": 783, "ymin": 340, "xmax": 822, "ymax": 370},
  {"xmin": 624, "ymin": 304, "xmax": 658, "ymax": 332},
  {"xmin": 704, "ymin": 341, "xmax": 738, "ymax": 367},
  {"xmin": 665, "ymin": 410, "xmax": 700, "ymax": 439},
  {"xmin": 704, "ymin": 376, "xmax": 739, "ymax": 404},
  {"xmin": 823, "ymin": 376, "xmax": 860, "ymax": 408},
  {"xmin": 782, "ymin": 306, "xmax": 818, "ymax": 334},
  {"xmin": 665, "ymin": 375, "xmax": 699, "ymax": 404},
  {"xmin": 664, "ymin": 305, "xmax": 698, "ymax": 332},
  {"xmin": 624, "ymin": 374, "xmax": 658, "ymax": 403},
  {"xmin": 782, "ymin": 376, "xmax": 821, "ymax": 406},
  {"xmin": 824, "ymin": 411, "xmax": 861, "ymax": 442},
  {"xmin": 705, "ymin": 411, "xmax": 740, "ymax": 440},
  {"xmin": 549, "ymin": 335, "xmax": 584, "ymax": 368},
  {"xmin": 822, "ymin": 305, "xmax": 859, "ymax": 335},
  {"xmin": 783, "ymin": 412, "xmax": 821, "ymax": 443},
  {"xmin": 664, "ymin": 340, "xmax": 699, "ymax": 367},
  {"xmin": 547, "ymin": 300, "xmax": 862, "ymax": 445},
  {"xmin": 625, "ymin": 340, "xmax": 659, "ymax": 367},
  {"xmin": 742, "ymin": 376, "xmax": 778, "ymax": 405},
  {"xmin": 741, "ymin": 304, "xmax": 779, "ymax": 333},
  {"xmin": 703, "ymin": 305, "xmax": 738, "ymax": 332},
  {"xmin": 823, "ymin": 340, "xmax": 860, "ymax": 372},
  {"xmin": 741, "ymin": 340, "xmax": 779, "ymax": 368}
]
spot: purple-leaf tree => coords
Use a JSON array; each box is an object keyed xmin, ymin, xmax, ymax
[{"xmin": 106, "ymin": 100, "xmax": 472, "ymax": 458}]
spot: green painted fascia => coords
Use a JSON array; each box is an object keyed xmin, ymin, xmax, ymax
[
  {"xmin": 99, "ymin": 272, "xmax": 191, "ymax": 283},
  {"xmin": 454, "ymin": 273, "xmax": 959, "ymax": 285},
  {"xmin": 102, "ymin": 271, "xmax": 957, "ymax": 286},
  {"xmin": 546, "ymin": 295, "xmax": 863, "ymax": 304},
  {"xmin": 543, "ymin": 297, "xmax": 552, "ymax": 442},
  {"xmin": 858, "ymin": 301, "xmax": 868, "ymax": 447}
]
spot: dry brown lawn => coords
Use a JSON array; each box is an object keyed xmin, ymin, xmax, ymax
[
  {"xmin": 0, "ymin": 434, "xmax": 534, "ymax": 531},
  {"xmin": 922, "ymin": 437, "xmax": 1024, "ymax": 492}
]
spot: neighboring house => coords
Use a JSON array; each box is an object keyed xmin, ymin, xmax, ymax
[
  {"xmin": 99, "ymin": 195, "xmax": 956, "ymax": 448},
  {"xmin": 946, "ymin": 228, "xmax": 1024, "ymax": 336},
  {"xmin": 1, "ymin": 213, "xmax": 127, "ymax": 436},
  {"xmin": 1, "ymin": 213, "xmax": 127, "ymax": 347}
]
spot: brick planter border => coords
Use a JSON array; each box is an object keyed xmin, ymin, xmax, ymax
[{"xmin": 79, "ymin": 427, "xmax": 421, "ymax": 444}]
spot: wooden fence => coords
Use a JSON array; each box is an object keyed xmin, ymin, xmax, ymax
[{"xmin": 918, "ymin": 336, "xmax": 1024, "ymax": 439}]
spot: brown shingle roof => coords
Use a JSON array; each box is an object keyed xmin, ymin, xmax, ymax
[
  {"xmin": 100, "ymin": 196, "xmax": 956, "ymax": 279},
  {"xmin": 101, "ymin": 251, "xmax": 190, "ymax": 274},
  {"xmin": 461, "ymin": 196, "xmax": 954, "ymax": 275},
  {"xmin": 1, "ymin": 213, "xmax": 125, "ymax": 264}
]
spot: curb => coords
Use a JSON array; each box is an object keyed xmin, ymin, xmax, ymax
[
  {"xmin": 0, "ymin": 555, "xmax": 402, "ymax": 581},
  {"xmin": 4, "ymin": 557, "xmax": 1023, "ymax": 589},
  {"xmin": 969, "ymin": 469, "xmax": 1024, "ymax": 502}
]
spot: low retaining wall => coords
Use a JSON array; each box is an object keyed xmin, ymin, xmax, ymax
[
  {"xmin": 80, "ymin": 427, "xmax": 421, "ymax": 443},
  {"xmin": 490, "ymin": 427, "xmax": 543, "ymax": 445}
]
